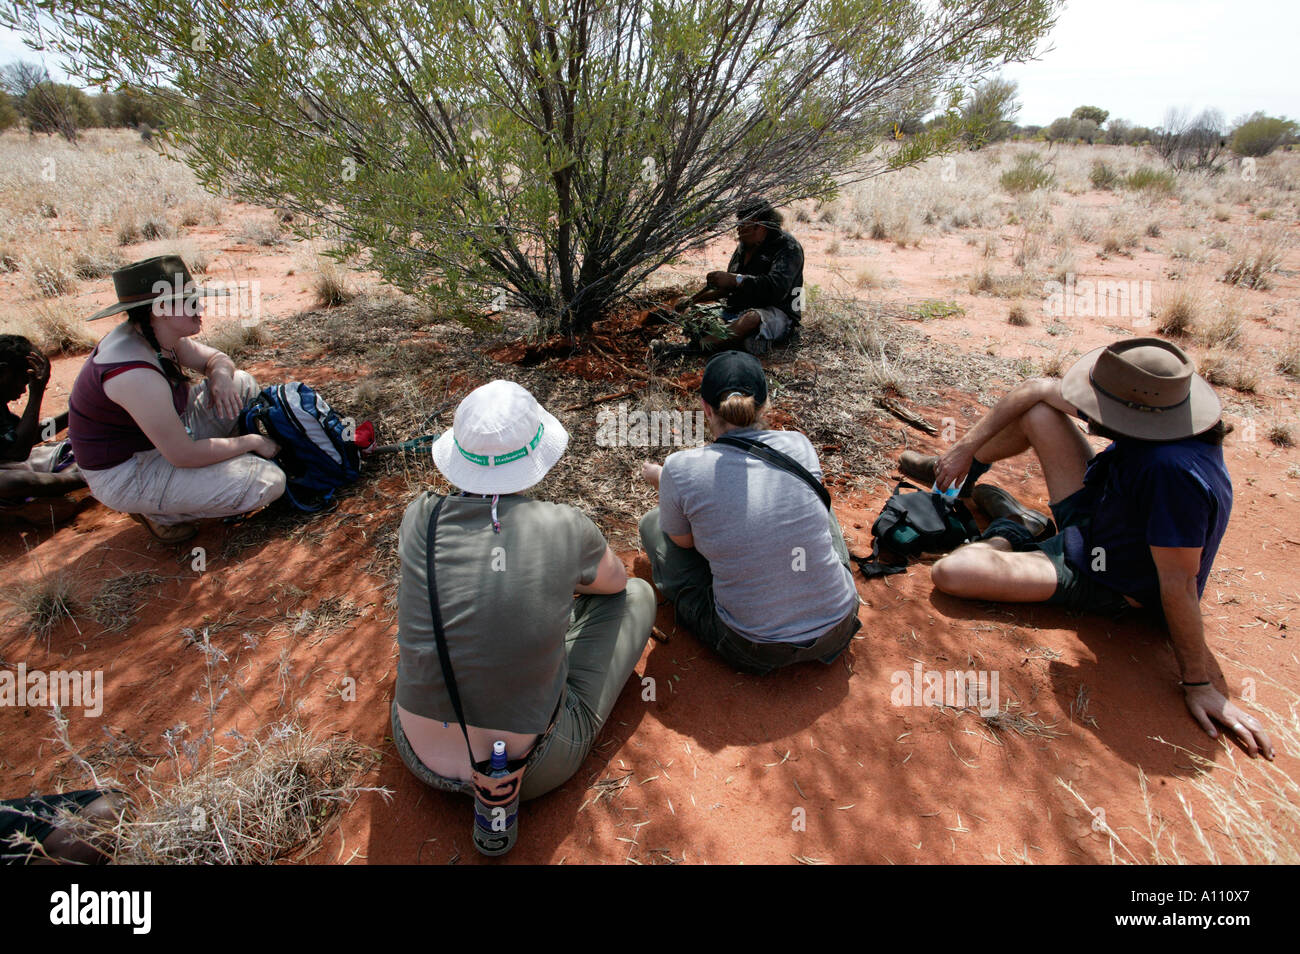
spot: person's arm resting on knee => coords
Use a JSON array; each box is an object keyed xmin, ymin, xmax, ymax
[
  {"xmin": 935, "ymin": 377, "xmax": 1075, "ymax": 490},
  {"xmin": 103, "ymin": 369, "xmax": 275, "ymax": 469},
  {"xmin": 175, "ymin": 337, "xmax": 244, "ymax": 421},
  {"xmin": 574, "ymin": 545, "xmax": 629, "ymax": 595},
  {"xmin": 1153, "ymin": 544, "xmax": 1273, "ymax": 759}
]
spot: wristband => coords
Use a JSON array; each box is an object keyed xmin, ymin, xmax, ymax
[{"xmin": 1180, "ymin": 680, "xmax": 1211, "ymax": 688}]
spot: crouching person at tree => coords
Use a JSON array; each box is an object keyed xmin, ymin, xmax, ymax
[
  {"xmin": 0, "ymin": 335, "xmax": 86, "ymax": 525},
  {"xmin": 391, "ymin": 380, "xmax": 655, "ymax": 833},
  {"xmin": 639, "ymin": 352, "xmax": 860, "ymax": 674},
  {"xmin": 69, "ymin": 256, "xmax": 284, "ymax": 544},
  {"xmin": 921, "ymin": 338, "xmax": 1272, "ymax": 759}
]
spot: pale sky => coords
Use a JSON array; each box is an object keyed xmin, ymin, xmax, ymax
[{"xmin": 2, "ymin": 1, "xmax": 1296, "ymax": 130}]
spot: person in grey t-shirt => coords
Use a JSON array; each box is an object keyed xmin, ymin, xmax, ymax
[{"xmin": 638, "ymin": 352, "xmax": 860, "ymax": 675}]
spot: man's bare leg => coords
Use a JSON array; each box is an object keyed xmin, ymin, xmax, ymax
[{"xmin": 931, "ymin": 400, "xmax": 1096, "ymax": 602}]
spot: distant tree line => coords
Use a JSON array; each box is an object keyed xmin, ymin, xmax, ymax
[
  {"xmin": 0, "ymin": 60, "xmax": 164, "ymax": 140},
  {"xmin": 898, "ymin": 82, "xmax": 1298, "ymax": 171}
]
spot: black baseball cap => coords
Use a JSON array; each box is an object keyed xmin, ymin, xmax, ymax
[{"xmin": 700, "ymin": 351, "xmax": 768, "ymax": 407}]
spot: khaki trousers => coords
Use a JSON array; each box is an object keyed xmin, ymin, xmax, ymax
[{"xmin": 81, "ymin": 371, "xmax": 286, "ymax": 526}]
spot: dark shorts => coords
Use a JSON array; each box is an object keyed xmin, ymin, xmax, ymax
[
  {"xmin": 0, "ymin": 789, "xmax": 109, "ymax": 864},
  {"xmin": 1031, "ymin": 487, "xmax": 1135, "ymax": 616}
]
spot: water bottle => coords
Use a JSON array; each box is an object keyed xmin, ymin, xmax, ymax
[
  {"xmin": 932, "ymin": 480, "xmax": 961, "ymax": 500},
  {"xmin": 472, "ymin": 740, "xmax": 519, "ymax": 857}
]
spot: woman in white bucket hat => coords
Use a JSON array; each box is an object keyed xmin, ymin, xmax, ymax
[{"xmin": 391, "ymin": 379, "xmax": 656, "ymax": 817}]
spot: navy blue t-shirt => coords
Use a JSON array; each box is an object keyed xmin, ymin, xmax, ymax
[{"xmin": 1062, "ymin": 437, "xmax": 1232, "ymax": 608}]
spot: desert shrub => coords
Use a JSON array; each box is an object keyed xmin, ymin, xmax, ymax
[
  {"xmin": 1000, "ymin": 153, "xmax": 1056, "ymax": 193},
  {"xmin": 1089, "ymin": 160, "xmax": 1119, "ymax": 190},
  {"xmin": 1230, "ymin": 112, "xmax": 1298, "ymax": 157},
  {"xmin": 1154, "ymin": 108, "xmax": 1228, "ymax": 173},
  {"xmin": 1123, "ymin": 167, "xmax": 1176, "ymax": 194},
  {"xmin": 1223, "ymin": 235, "xmax": 1284, "ymax": 290},
  {"xmin": 11, "ymin": 0, "xmax": 1062, "ymax": 335},
  {"xmin": 1007, "ymin": 303, "xmax": 1030, "ymax": 326}
]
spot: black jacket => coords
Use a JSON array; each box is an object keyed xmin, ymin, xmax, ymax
[{"xmin": 725, "ymin": 228, "xmax": 805, "ymax": 324}]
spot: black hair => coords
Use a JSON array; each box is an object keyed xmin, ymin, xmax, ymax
[
  {"xmin": 1085, "ymin": 417, "xmax": 1232, "ymax": 445},
  {"xmin": 124, "ymin": 303, "xmax": 188, "ymax": 384},
  {"xmin": 735, "ymin": 198, "xmax": 782, "ymax": 230},
  {"xmin": 0, "ymin": 334, "xmax": 36, "ymax": 374}
]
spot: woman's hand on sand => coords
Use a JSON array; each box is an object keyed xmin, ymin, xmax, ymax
[{"xmin": 1183, "ymin": 684, "xmax": 1274, "ymax": 760}]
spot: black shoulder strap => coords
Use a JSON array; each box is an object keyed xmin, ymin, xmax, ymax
[
  {"xmin": 714, "ymin": 434, "xmax": 831, "ymax": 510},
  {"xmin": 424, "ymin": 495, "xmax": 481, "ymax": 772}
]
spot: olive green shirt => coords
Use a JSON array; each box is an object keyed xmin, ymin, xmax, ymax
[{"xmin": 395, "ymin": 493, "xmax": 607, "ymax": 734}]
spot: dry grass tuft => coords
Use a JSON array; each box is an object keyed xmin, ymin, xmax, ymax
[
  {"xmin": 1278, "ymin": 335, "xmax": 1300, "ymax": 379},
  {"xmin": 1155, "ymin": 285, "xmax": 1203, "ymax": 337},
  {"xmin": 1268, "ymin": 423, "xmax": 1294, "ymax": 448},
  {"xmin": 1223, "ymin": 233, "xmax": 1285, "ymax": 290},
  {"xmin": 968, "ymin": 270, "xmax": 1035, "ymax": 299},
  {"xmin": 1008, "ymin": 303, "xmax": 1031, "ymax": 326},
  {"xmin": 983, "ymin": 702, "xmax": 1062, "ymax": 739},
  {"xmin": 199, "ymin": 321, "xmax": 269, "ymax": 361},
  {"xmin": 101, "ymin": 722, "xmax": 379, "ymax": 864},
  {"xmin": 70, "ymin": 245, "xmax": 125, "ymax": 281},
  {"xmin": 1, "ymin": 561, "xmax": 83, "ymax": 644},
  {"xmin": 88, "ymin": 572, "xmax": 166, "ymax": 634},
  {"xmin": 23, "ymin": 248, "xmax": 78, "ymax": 298},
  {"xmin": 1197, "ymin": 311, "xmax": 1244, "ymax": 350},
  {"xmin": 0, "ymin": 300, "xmax": 98, "ymax": 355},
  {"xmin": 313, "ymin": 259, "xmax": 356, "ymax": 307},
  {"xmin": 1198, "ymin": 350, "xmax": 1260, "ymax": 393}
]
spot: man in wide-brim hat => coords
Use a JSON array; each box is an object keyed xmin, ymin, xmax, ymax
[{"xmin": 902, "ymin": 337, "xmax": 1272, "ymax": 759}]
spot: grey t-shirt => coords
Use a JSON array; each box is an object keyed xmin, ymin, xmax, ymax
[
  {"xmin": 659, "ymin": 428, "xmax": 857, "ymax": 643},
  {"xmin": 395, "ymin": 492, "xmax": 607, "ymax": 734}
]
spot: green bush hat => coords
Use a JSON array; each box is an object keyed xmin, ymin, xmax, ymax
[{"xmin": 87, "ymin": 254, "xmax": 228, "ymax": 322}]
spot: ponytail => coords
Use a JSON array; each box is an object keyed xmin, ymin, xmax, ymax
[{"xmin": 715, "ymin": 392, "xmax": 763, "ymax": 428}]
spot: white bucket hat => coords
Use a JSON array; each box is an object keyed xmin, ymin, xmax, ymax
[{"xmin": 431, "ymin": 380, "xmax": 569, "ymax": 494}]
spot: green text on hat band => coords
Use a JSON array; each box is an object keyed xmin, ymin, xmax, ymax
[{"xmin": 455, "ymin": 422, "xmax": 544, "ymax": 466}]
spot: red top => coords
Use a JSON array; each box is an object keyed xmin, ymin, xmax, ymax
[{"xmin": 69, "ymin": 349, "xmax": 188, "ymax": 471}]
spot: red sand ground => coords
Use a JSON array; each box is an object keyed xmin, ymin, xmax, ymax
[{"xmin": 3, "ymin": 191, "xmax": 1298, "ymax": 864}]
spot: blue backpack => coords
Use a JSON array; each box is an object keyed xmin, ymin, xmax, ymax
[{"xmin": 240, "ymin": 382, "xmax": 362, "ymax": 512}]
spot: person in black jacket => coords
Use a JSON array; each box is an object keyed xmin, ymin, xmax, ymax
[{"xmin": 657, "ymin": 199, "xmax": 804, "ymax": 358}]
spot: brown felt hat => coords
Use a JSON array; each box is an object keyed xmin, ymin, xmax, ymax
[
  {"xmin": 1060, "ymin": 337, "xmax": 1221, "ymax": 441},
  {"xmin": 86, "ymin": 254, "xmax": 228, "ymax": 322}
]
